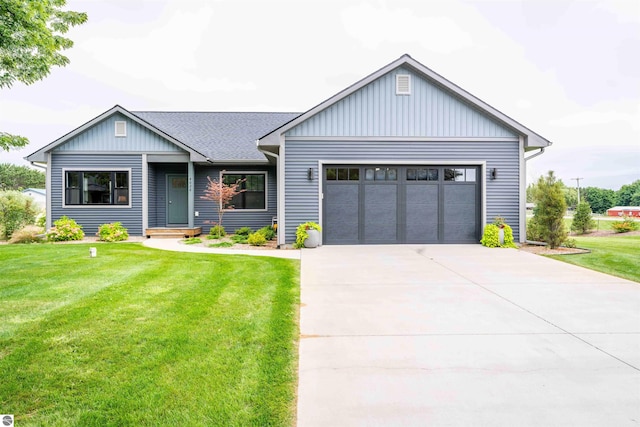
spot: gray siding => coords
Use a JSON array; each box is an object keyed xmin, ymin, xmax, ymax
[
  {"xmin": 54, "ymin": 113, "xmax": 184, "ymax": 153},
  {"xmin": 50, "ymin": 154, "xmax": 144, "ymax": 235},
  {"xmin": 284, "ymin": 140, "xmax": 520, "ymax": 242},
  {"xmin": 194, "ymin": 165, "xmax": 277, "ymax": 234},
  {"xmin": 147, "ymin": 163, "xmax": 157, "ymax": 227},
  {"xmin": 149, "ymin": 164, "xmax": 187, "ymax": 227},
  {"xmin": 286, "ymin": 67, "xmax": 517, "ymax": 138}
]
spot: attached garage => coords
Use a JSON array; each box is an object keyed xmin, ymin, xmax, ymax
[{"xmin": 323, "ymin": 165, "xmax": 480, "ymax": 244}]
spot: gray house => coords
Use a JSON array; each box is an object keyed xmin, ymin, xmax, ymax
[{"xmin": 27, "ymin": 54, "xmax": 550, "ymax": 245}]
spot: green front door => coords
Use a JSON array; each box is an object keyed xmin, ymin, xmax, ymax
[{"xmin": 167, "ymin": 174, "xmax": 188, "ymax": 225}]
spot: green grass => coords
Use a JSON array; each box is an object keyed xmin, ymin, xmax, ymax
[
  {"xmin": 0, "ymin": 243, "xmax": 300, "ymax": 426},
  {"xmin": 548, "ymin": 235, "xmax": 640, "ymax": 283}
]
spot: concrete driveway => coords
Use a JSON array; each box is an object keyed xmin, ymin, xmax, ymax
[{"xmin": 297, "ymin": 245, "xmax": 640, "ymax": 426}]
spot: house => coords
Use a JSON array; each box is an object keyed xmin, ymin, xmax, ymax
[
  {"xmin": 26, "ymin": 54, "xmax": 551, "ymax": 245},
  {"xmin": 21, "ymin": 188, "xmax": 46, "ymax": 209},
  {"xmin": 606, "ymin": 206, "xmax": 640, "ymax": 217}
]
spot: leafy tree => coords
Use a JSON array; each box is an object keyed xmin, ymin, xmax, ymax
[
  {"xmin": 583, "ymin": 187, "xmax": 616, "ymax": 214},
  {"xmin": 200, "ymin": 174, "xmax": 245, "ymax": 230},
  {"xmin": 0, "ymin": 190, "xmax": 38, "ymax": 239},
  {"xmin": 630, "ymin": 191, "xmax": 640, "ymax": 207},
  {"xmin": 563, "ymin": 186, "xmax": 578, "ymax": 210},
  {"xmin": 0, "ymin": 0, "xmax": 87, "ymax": 150},
  {"xmin": 0, "ymin": 163, "xmax": 45, "ymax": 190},
  {"xmin": 530, "ymin": 171, "xmax": 567, "ymax": 249},
  {"xmin": 616, "ymin": 180, "xmax": 640, "ymax": 206},
  {"xmin": 571, "ymin": 201, "xmax": 596, "ymax": 234}
]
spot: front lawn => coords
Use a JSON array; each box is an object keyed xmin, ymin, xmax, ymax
[
  {"xmin": 0, "ymin": 243, "xmax": 299, "ymax": 426},
  {"xmin": 547, "ymin": 235, "xmax": 640, "ymax": 283}
]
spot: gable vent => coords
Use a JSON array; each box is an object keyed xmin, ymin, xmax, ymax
[
  {"xmin": 396, "ymin": 74, "xmax": 411, "ymax": 95},
  {"xmin": 115, "ymin": 121, "xmax": 127, "ymax": 137}
]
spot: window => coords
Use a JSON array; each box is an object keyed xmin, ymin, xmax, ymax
[
  {"xmin": 222, "ymin": 172, "xmax": 266, "ymax": 210},
  {"xmin": 326, "ymin": 168, "xmax": 359, "ymax": 181},
  {"xmin": 65, "ymin": 171, "xmax": 129, "ymax": 205},
  {"xmin": 406, "ymin": 168, "xmax": 438, "ymax": 181},
  {"xmin": 364, "ymin": 167, "xmax": 397, "ymax": 181},
  {"xmin": 444, "ymin": 168, "xmax": 477, "ymax": 182}
]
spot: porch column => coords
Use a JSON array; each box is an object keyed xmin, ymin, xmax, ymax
[{"xmin": 188, "ymin": 161, "xmax": 195, "ymax": 228}]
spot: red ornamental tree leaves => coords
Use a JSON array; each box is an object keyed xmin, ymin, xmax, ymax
[{"xmin": 200, "ymin": 174, "xmax": 245, "ymax": 227}]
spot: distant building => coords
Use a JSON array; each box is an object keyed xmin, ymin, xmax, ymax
[
  {"xmin": 22, "ymin": 188, "xmax": 46, "ymax": 209},
  {"xmin": 606, "ymin": 206, "xmax": 640, "ymax": 217}
]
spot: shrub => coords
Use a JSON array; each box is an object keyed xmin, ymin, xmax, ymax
[
  {"xmin": 0, "ymin": 190, "xmax": 38, "ymax": 239},
  {"xmin": 611, "ymin": 216, "xmax": 639, "ymax": 233},
  {"xmin": 46, "ymin": 216, "xmax": 84, "ymax": 242},
  {"xmin": 571, "ymin": 202, "xmax": 596, "ymax": 234},
  {"xmin": 257, "ymin": 225, "xmax": 276, "ymax": 241},
  {"xmin": 480, "ymin": 224, "xmax": 516, "ymax": 248},
  {"xmin": 209, "ymin": 224, "xmax": 226, "ymax": 238},
  {"xmin": 530, "ymin": 171, "xmax": 567, "ymax": 248},
  {"xmin": 36, "ymin": 211, "xmax": 46, "ymax": 228},
  {"xmin": 247, "ymin": 232, "xmax": 266, "ymax": 246},
  {"xmin": 209, "ymin": 241, "xmax": 233, "ymax": 248},
  {"xmin": 526, "ymin": 216, "xmax": 545, "ymax": 242},
  {"xmin": 294, "ymin": 222, "xmax": 321, "ymax": 249},
  {"xmin": 97, "ymin": 222, "xmax": 129, "ymax": 242},
  {"xmin": 183, "ymin": 237, "xmax": 202, "ymax": 245},
  {"xmin": 564, "ymin": 238, "xmax": 577, "ymax": 248},
  {"xmin": 231, "ymin": 234, "xmax": 248, "ymax": 244},
  {"xmin": 8, "ymin": 225, "xmax": 44, "ymax": 244},
  {"xmin": 234, "ymin": 226, "xmax": 252, "ymax": 236}
]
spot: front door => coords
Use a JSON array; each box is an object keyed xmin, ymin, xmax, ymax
[{"xmin": 167, "ymin": 174, "xmax": 188, "ymax": 225}]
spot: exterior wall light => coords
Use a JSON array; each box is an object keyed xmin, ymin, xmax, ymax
[
  {"xmin": 491, "ymin": 168, "xmax": 497, "ymax": 180},
  {"xmin": 307, "ymin": 168, "xmax": 314, "ymax": 181}
]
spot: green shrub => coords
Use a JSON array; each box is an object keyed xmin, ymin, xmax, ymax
[
  {"xmin": 8, "ymin": 225, "xmax": 44, "ymax": 244},
  {"xmin": 294, "ymin": 222, "xmax": 321, "ymax": 249},
  {"xmin": 231, "ymin": 234, "xmax": 248, "ymax": 244},
  {"xmin": 183, "ymin": 237, "xmax": 202, "ymax": 245},
  {"xmin": 97, "ymin": 222, "xmax": 129, "ymax": 242},
  {"xmin": 563, "ymin": 238, "xmax": 577, "ymax": 248},
  {"xmin": 234, "ymin": 226, "xmax": 252, "ymax": 236},
  {"xmin": 530, "ymin": 171, "xmax": 567, "ymax": 248},
  {"xmin": 570, "ymin": 202, "xmax": 596, "ymax": 234},
  {"xmin": 36, "ymin": 211, "xmax": 46, "ymax": 228},
  {"xmin": 0, "ymin": 190, "xmax": 38, "ymax": 239},
  {"xmin": 526, "ymin": 216, "xmax": 545, "ymax": 242},
  {"xmin": 611, "ymin": 216, "xmax": 639, "ymax": 233},
  {"xmin": 257, "ymin": 225, "xmax": 276, "ymax": 241},
  {"xmin": 480, "ymin": 224, "xmax": 516, "ymax": 248},
  {"xmin": 209, "ymin": 224, "xmax": 226, "ymax": 238},
  {"xmin": 46, "ymin": 216, "xmax": 84, "ymax": 242},
  {"xmin": 208, "ymin": 241, "xmax": 233, "ymax": 248},
  {"xmin": 247, "ymin": 232, "xmax": 266, "ymax": 246}
]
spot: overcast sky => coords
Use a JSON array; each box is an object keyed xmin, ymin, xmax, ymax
[{"xmin": 1, "ymin": 0, "xmax": 638, "ymax": 190}]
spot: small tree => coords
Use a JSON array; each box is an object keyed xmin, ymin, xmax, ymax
[
  {"xmin": 0, "ymin": 190, "xmax": 38, "ymax": 239},
  {"xmin": 200, "ymin": 174, "xmax": 245, "ymax": 232},
  {"xmin": 531, "ymin": 171, "xmax": 567, "ymax": 249},
  {"xmin": 571, "ymin": 201, "xmax": 596, "ymax": 234}
]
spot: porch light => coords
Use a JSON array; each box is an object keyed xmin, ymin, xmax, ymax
[
  {"xmin": 307, "ymin": 168, "xmax": 314, "ymax": 181},
  {"xmin": 490, "ymin": 168, "xmax": 497, "ymax": 180}
]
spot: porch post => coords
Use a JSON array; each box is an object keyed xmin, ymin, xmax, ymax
[
  {"xmin": 142, "ymin": 154, "xmax": 148, "ymax": 234},
  {"xmin": 188, "ymin": 161, "xmax": 195, "ymax": 228}
]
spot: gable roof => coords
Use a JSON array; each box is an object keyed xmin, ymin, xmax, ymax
[
  {"xmin": 258, "ymin": 54, "xmax": 552, "ymax": 150},
  {"xmin": 133, "ymin": 111, "xmax": 300, "ymax": 162},
  {"xmin": 25, "ymin": 106, "xmax": 300, "ymax": 163}
]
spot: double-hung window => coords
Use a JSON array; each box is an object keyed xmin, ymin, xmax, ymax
[
  {"xmin": 64, "ymin": 171, "xmax": 130, "ymax": 205},
  {"xmin": 222, "ymin": 172, "xmax": 266, "ymax": 210}
]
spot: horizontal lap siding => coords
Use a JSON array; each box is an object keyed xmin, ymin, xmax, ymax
[
  {"xmin": 284, "ymin": 140, "xmax": 520, "ymax": 243},
  {"xmin": 194, "ymin": 165, "xmax": 277, "ymax": 233},
  {"xmin": 50, "ymin": 154, "xmax": 143, "ymax": 235},
  {"xmin": 153, "ymin": 164, "xmax": 187, "ymax": 227}
]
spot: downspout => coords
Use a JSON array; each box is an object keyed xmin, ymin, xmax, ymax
[
  {"xmin": 523, "ymin": 147, "xmax": 545, "ymax": 243},
  {"xmin": 256, "ymin": 144, "xmax": 283, "ymax": 248},
  {"xmin": 524, "ymin": 147, "xmax": 545, "ymax": 162}
]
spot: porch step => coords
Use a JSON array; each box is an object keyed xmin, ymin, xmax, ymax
[{"xmin": 146, "ymin": 227, "xmax": 202, "ymax": 238}]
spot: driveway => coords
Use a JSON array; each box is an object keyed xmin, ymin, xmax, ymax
[{"xmin": 297, "ymin": 245, "xmax": 640, "ymax": 426}]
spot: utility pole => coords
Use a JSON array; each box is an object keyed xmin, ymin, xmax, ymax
[{"xmin": 571, "ymin": 177, "xmax": 583, "ymax": 205}]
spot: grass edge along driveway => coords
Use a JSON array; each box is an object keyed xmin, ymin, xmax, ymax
[
  {"xmin": 0, "ymin": 243, "xmax": 300, "ymax": 426},
  {"xmin": 547, "ymin": 235, "xmax": 640, "ymax": 283}
]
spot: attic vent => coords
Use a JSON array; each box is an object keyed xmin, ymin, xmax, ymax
[
  {"xmin": 115, "ymin": 121, "xmax": 127, "ymax": 137},
  {"xmin": 396, "ymin": 74, "xmax": 411, "ymax": 95}
]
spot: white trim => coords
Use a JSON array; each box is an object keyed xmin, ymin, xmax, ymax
[
  {"xmin": 279, "ymin": 139, "xmax": 286, "ymax": 245},
  {"xmin": 142, "ymin": 154, "xmax": 148, "ymax": 232},
  {"xmin": 115, "ymin": 121, "xmax": 127, "ymax": 137},
  {"xmin": 519, "ymin": 135, "xmax": 526, "ymax": 243},
  {"xmin": 285, "ymin": 136, "xmax": 519, "ymax": 142},
  {"xmin": 188, "ymin": 162, "xmax": 195, "ymax": 228},
  {"xmin": 61, "ymin": 168, "xmax": 132, "ymax": 208},
  {"xmin": 46, "ymin": 152, "xmax": 52, "ymax": 230},
  {"xmin": 219, "ymin": 170, "xmax": 268, "ymax": 212},
  {"xmin": 317, "ymin": 159, "xmax": 323, "ymax": 246}
]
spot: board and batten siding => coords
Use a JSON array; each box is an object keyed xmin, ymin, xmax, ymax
[
  {"xmin": 54, "ymin": 112, "xmax": 184, "ymax": 153},
  {"xmin": 194, "ymin": 165, "xmax": 277, "ymax": 233},
  {"xmin": 286, "ymin": 67, "xmax": 517, "ymax": 139},
  {"xmin": 50, "ymin": 154, "xmax": 144, "ymax": 235},
  {"xmin": 284, "ymin": 140, "xmax": 520, "ymax": 242}
]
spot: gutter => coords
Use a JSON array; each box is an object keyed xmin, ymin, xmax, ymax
[
  {"xmin": 524, "ymin": 147, "xmax": 545, "ymax": 162},
  {"xmin": 256, "ymin": 143, "xmax": 283, "ymax": 248}
]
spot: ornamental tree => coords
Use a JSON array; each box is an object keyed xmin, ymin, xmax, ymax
[
  {"xmin": 200, "ymin": 174, "xmax": 245, "ymax": 231},
  {"xmin": 530, "ymin": 171, "xmax": 567, "ymax": 249}
]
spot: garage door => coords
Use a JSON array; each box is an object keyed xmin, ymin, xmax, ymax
[{"xmin": 323, "ymin": 165, "xmax": 480, "ymax": 244}]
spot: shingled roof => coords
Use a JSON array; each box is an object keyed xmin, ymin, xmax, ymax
[{"xmin": 132, "ymin": 111, "xmax": 300, "ymax": 162}]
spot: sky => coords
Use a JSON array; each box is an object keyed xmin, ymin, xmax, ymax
[{"xmin": 1, "ymin": 0, "xmax": 638, "ymax": 190}]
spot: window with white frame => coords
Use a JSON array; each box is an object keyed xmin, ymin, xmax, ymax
[
  {"xmin": 64, "ymin": 171, "xmax": 130, "ymax": 205},
  {"xmin": 222, "ymin": 172, "xmax": 266, "ymax": 210}
]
